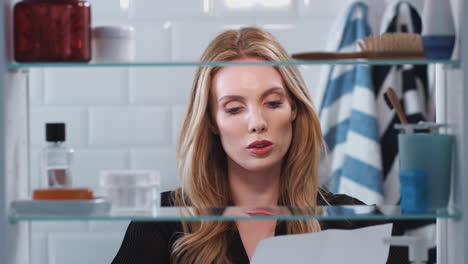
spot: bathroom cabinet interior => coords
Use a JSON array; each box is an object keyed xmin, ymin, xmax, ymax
[{"xmin": 1, "ymin": 1, "xmax": 468, "ymax": 263}]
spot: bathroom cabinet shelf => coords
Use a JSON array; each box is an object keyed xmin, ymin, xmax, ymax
[
  {"xmin": 7, "ymin": 58, "xmax": 461, "ymax": 70},
  {"xmin": 8, "ymin": 205, "xmax": 462, "ymax": 223}
]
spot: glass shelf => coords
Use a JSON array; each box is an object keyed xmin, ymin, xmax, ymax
[
  {"xmin": 7, "ymin": 59, "xmax": 461, "ymax": 69},
  {"xmin": 9, "ymin": 205, "xmax": 461, "ymax": 223}
]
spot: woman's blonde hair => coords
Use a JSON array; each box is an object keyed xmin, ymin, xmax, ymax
[{"xmin": 173, "ymin": 27, "xmax": 325, "ymax": 263}]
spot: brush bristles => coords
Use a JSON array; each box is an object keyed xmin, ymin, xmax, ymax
[{"xmin": 361, "ymin": 33, "xmax": 425, "ymax": 58}]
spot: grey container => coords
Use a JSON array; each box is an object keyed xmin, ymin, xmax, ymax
[{"xmin": 398, "ymin": 133, "xmax": 454, "ymax": 209}]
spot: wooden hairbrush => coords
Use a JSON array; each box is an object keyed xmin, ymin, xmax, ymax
[{"xmin": 291, "ymin": 33, "xmax": 425, "ymax": 60}]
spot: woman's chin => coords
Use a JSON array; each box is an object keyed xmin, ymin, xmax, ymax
[{"xmin": 242, "ymin": 160, "xmax": 280, "ymax": 173}]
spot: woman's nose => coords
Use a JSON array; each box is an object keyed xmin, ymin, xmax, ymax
[{"xmin": 248, "ymin": 109, "xmax": 267, "ymax": 133}]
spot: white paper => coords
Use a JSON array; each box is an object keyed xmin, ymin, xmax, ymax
[{"xmin": 251, "ymin": 223, "xmax": 393, "ymax": 264}]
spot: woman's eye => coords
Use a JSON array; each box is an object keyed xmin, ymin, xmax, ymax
[
  {"xmin": 226, "ymin": 107, "xmax": 241, "ymax": 114},
  {"xmin": 267, "ymin": 101, "xmax": 283, "ymax": 108}
]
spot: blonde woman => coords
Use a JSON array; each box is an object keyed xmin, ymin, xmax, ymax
[{"xmin": 112, "ymin": 27, "xmax": 402, "ymax": 264}]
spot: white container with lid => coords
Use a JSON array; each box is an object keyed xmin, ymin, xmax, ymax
[
  {"xmin": 99, "ymin": 170, "xmax": 160, "ymax": 215},
  {"xmin": 92, "ymin": 25, "xmax": 135, "ymax": 62}
]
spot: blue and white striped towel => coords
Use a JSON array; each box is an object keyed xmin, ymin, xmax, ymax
[{"xmin": 319, "ymin": 2, "xmax": 384, "ymax": 205}]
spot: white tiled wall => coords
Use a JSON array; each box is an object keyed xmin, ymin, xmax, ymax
[{"xmin": 28, "ymin": 0, "xmax": 424, "ymax": 263}]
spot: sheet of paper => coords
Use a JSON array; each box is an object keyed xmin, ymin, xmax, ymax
[{"xmin": 251, "ymin": 223, "xmax": 393, "ymax": 264}]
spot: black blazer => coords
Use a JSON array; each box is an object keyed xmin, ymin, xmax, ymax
[{"xmin": 112, "ymin": 190, "xmax": 424, "ymax": 264}]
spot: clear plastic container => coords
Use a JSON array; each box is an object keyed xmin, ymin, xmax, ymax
[{"xmin": 98, "ymin": 170, "xmax": 160, "ymax": 215}]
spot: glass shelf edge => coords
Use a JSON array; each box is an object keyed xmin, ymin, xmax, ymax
[
  {"xmin": 8, "ymin": 215, "xmax": 461, "ymax": 223},
  {"xmin": 7, "ymin": 59, "xmax": 461, "ymax": 69},
  {"xmin": 8, "ymin": 207, "xmax": 462, "ymax": 223}
]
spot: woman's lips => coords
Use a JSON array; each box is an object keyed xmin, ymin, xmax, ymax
[
  {"xmin": 246, "ymin": 208, "xmax": 275, "ymax": 216},
  {"xmin": 247, "ymin": 144, "xmax": 273, "ymax": 155}
]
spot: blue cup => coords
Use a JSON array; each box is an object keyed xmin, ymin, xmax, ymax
[
  {"xmin": 398, "ymin": 133, "xmax": 454, "ymax": 209},
  {"xmin": 399, "ymin": 170, "xmax": 428, "ymax": 213}
]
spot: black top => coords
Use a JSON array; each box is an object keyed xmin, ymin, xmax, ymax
[{"xmin": 111, "ymin": 190, "xmax": 425, "ymax": 264}]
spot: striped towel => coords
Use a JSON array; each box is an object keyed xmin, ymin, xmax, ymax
[
  {"xmin": 373, "ymin": 0, "xmax": 431, "ymax": 206},
  {"xmin": 372, "ymin": 2, "xmax": 435, "ymax": 263},
  {"xmin": 319, "ymin": 2, "xmax": 384, "ymax": 205}
]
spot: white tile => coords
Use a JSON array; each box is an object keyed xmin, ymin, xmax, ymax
[
  {"xmin": 44, "ymin": 68, "xmax": 129, "ymax": 105},
  {"xmin": 132, "ymin": 22, "xmax": 171, "ymax": 62},
  {"xmin": 29, "ymin": 69, "xmax": 44, "ymax": 105},
  {"xmin": 89, "ymin": 107, "xmax": 171, "ymax": 146},
  {"xmin": 32, "ymin": 222, "xmax": 88, "ymax": 233},
  {"xmin": 131, "ymin": 0, "xmax": 210, "ymax": 19},
  {"xmin": 298, "ymin": 0, "xmax": 352, "ymax": 18},
  {"xmin": 73, "ymin": 149, "xmax": 129, "ymax": 190},
  {"xmin": 298, "ymin": 65, "xmax": 324, "ymax": 107},
  {"xmin": 48, "ymin": 232, "xmax": 123, "ymax": 264},
  {"xmin": 171, "ymin": 105, "xmax": 187, "ymax": 145},
  {"xmin": 129, "ymin": 67, "xmax": 194, "ymax": 104},
  {"xmin": 213, "ymin": 0, "xmax": 297, "ymax": 17},
  {"xmin": 89, "ymin": 108, "xmax": 130, "ymax": 146},
  {"xmin": 89, "ymin": 0, "xmax": 130, "ymax": 20},
  {"xmin": 31, "ymin": 232, "xmax": 48, "ymax": 264},
  {"xmin": 257, "ymin": 19, "xmax": 335, "ymax": 54},
  {"xmin": 130, "ymin": 148, "xmax": 179, "ymax": 191},
  {"xmin": 172, "ymin": 20, "xmax": 256, "ymax": 61},
  {"xmin": 133, "ymin": 107, "xmax": 171, "ymax": 145},
  {"xmin": 89, "ymin": 221, "xmax": 130, "ymax": 232},
  {"xmin": 29, "ymin": 107, "xmax": 88, "ymax": 148}
]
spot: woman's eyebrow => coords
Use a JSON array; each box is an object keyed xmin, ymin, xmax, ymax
[
  {"xmin": 218, "ymin": 95, "xmax": 245, "ymax": 103},
  {"xmin": 218, "ymin": 87, "xmax": 285, "ymax": 103},
  {"xmin": 261, "ymin": 87, "xmax": 285, "ymax": 98}
]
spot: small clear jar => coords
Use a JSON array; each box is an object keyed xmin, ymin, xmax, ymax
[{"xmin": 99, "ymin": 170, "xmax": 160, "ymax": 215}]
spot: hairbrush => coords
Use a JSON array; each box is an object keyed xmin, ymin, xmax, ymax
[{"xmin": 291, "ymin": 33, "xmax": 425, "ymax": 60}]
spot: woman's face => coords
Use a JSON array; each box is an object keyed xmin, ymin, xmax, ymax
[{"xmin": 210, "ymin": 57, "xmax": 296, "ymax": 173}]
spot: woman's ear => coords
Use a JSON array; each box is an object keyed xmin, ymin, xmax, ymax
[
  {"xmin": 210, "ymin": 123, "xmax": 219, "ymax": 135},
  {"xmin": 291, "ymin": 102, "xmax": 297, "ymax": 122},
  {"xmin": 207, "ymin": 106, "xmax": 219, "ymax": 135},
  {"xmin": 208, "ymin": 118, "xmax": 219, "ymax": 135}
]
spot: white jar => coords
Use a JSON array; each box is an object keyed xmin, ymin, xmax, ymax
[
  {"xmin": 92, "ymin": 25, "xmax": 135, "ymax": 63},
  {"xmin": 98, "ymin": 170, "xmax": 160, "ymax": 215}
]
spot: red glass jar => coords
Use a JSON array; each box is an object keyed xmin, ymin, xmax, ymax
[{"xmin": 14, "ymin": 0, "xmax": 91, "ymax": 62}]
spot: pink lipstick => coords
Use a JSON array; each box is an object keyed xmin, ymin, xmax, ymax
[{"xmin": 247, "ymin": 140, "xmax": 273, "ymax": 155}]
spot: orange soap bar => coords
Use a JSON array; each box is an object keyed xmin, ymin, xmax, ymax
[{"xmin": 33, "ymin": 188, "xmax": 94, "ymax": 200}]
